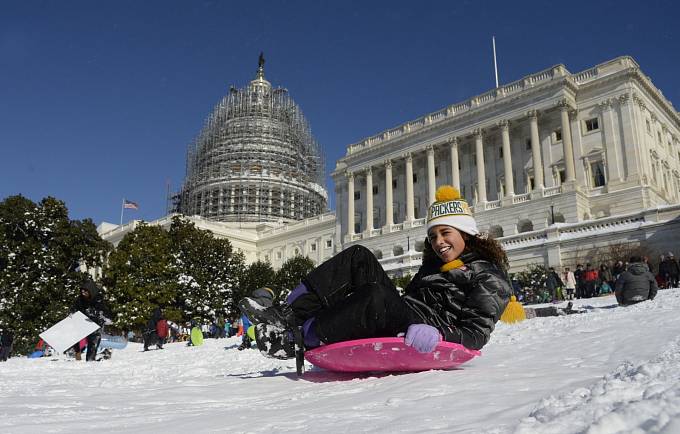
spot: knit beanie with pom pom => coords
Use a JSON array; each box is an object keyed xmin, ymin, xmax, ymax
[{"xmin": 426, "ymin": 185, "xmax": 479, "ymax": 236}]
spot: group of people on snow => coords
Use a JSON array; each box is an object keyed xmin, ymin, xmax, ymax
[{"xmin": 514, "ymin": 253, "xmax": 675, "ymax": 306}]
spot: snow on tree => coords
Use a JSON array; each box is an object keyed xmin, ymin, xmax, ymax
[
  {"xmin": 236, "ymin": 260, "xmax": 276, "ymax": 305},
  {"xmin": 103, "ymin": 216, "xmax": 245, "ymax": 329},
  {"xmin": 274, "ymin": 255, "xmax": 315, "ymax": 300},
  {"xmin": 0, "ymin": 195, "xmax": 110, "ymax": 355}
]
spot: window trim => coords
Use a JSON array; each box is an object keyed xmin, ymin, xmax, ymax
[{"xmin": 582, "ymin": 117, "xmax": 600, "ymax": 135}]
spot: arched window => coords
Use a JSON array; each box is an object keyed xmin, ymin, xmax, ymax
[
  {"xmin": 489, "ymin": 225, "xmax": 504, "ymax": 238},
  {"xmin": 393, "ymin": 245, "xmax": 404, "ymax": 256},
  {"xmin": 414, "ymin": 240, "xmax": 425, "ymax": 252},
  {"xmin": 517, "ymin": 219, "xmax": 533, "ymax": 233}
]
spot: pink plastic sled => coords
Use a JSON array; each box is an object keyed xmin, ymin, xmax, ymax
[{"xmin": 304, "ymin": 337, "xmax": 481, "ymax": 372}]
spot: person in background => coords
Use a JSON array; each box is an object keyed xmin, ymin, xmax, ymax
[
  {"xmin": 666, "ymin": 252, "xmax": 679, "ymax": 288},
  {"xmin": 613, "ymin": 260, "xmax": 625, "ymax": 281},
  {"xmin": 143, "ymin": 307, "xmax": 166, "ymax": 351},
  {"xmin": 70, "ymin": 279, "xmax": 111, "ymax": 361},
  {"xmin": 237, "ymin": 314, "xmax": 253, "ymax": 350},
  {"xmin": 614, "ymin": 256, "xmax": 658, "ymax": 306},
  {"xmin": 599, "ymin": 263, "xmax": 614, "ymax": 294},
  {"xmin": 545, "ymin": 267, "xmax": 564, "ymax": 302},
  {"xmin": 0, "ymin": 329, "xmax": 13, "ymax": 362},
  {"xmin": 574, "ymin": 264, "xmax": 585, "ymax": 299},
  {"xmin": 583, "ymin": 264, "xmax": 599, "ymax": 298},
  {"xmin": 224, "ymin": 318, "xmax": 232, "ymax": 338},
  {"xmin": 563, "ymin": 267, "xmax": 576, "ymax": 300}
]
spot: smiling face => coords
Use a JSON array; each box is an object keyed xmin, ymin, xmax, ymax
[{"xmin": 427, "ymin": 225, "xmax": 467, "ymax": 263}]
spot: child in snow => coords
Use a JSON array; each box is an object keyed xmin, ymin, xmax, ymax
[{"xmin": 240, "ymin": 185, "xmax": 511, "ymax": 365}]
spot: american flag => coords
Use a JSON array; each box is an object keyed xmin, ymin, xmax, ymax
[{"xmin": 123, "ymin": 199, "xmax": 139, "ymax": 210}]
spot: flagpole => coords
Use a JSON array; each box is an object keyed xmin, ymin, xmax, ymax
[
  {"xmin": 120, "ymin": 198, "xmax": 125, "ymax": 226},
  {"xmin": 492, "ymin": 36, "xmax": 499, "ymax": 88}
]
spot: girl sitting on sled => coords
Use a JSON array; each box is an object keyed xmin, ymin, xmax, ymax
[{"xmin": 240, "ymin": 185, "xmax": 511, "ymax": 367}]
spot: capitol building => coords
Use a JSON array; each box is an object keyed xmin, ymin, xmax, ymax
[{"xmin": 99, "ymin": 55, "xmax": 680, "ymax": 275}]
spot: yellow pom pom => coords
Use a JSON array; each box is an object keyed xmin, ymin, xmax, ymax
[
  {"xmin": 500, "ymin": 296, "xmax": 526, "ymax": 324},
  {"xmin": 435, "ymin": 185, "xmax": 461, "ymax": 202}
]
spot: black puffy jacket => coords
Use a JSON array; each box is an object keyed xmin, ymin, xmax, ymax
[
  {"xmin": 614, "ymin": 262, "xmax": 658, "ymax": 305},
  {"xmin": 71, "ymin": 279, "xmax": 110, "ymax": 327},
  {"xmin": 403, "ymin": 252, "xmax": 511, "ymax": 350}
]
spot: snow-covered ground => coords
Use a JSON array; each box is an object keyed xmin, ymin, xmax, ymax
[{"xmin": 2, "ymin": 290, "xmax": 680, "ymax": 433}]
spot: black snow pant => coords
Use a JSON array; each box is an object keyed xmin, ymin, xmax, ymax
[
  {"xmin": 0, "ymin": 344, "xmax": 11, "ymax": 361},
  {"xmin": 72, "ymin": 331, "xmax": 101, "ymax": 361},
  {"xmin": 144, "ymin": 331, "xmax": 164, "ymax": 350},
  {"xmin": 292, "ymin": 245, "xmax": 416, "ymax": 345}
]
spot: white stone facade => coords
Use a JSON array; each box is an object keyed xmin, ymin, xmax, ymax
[
  {"xmin": 332, "ymin": 56, "xmax": 680, "ymax": 273},
  {"xmin": 98, "ymin": 212, "xmax": 340, "ymax": 269},
  {"xmin": 100, "ymin": 56, "xmax": 680, "ymax": 275}
]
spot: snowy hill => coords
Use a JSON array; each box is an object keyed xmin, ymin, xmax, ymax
[{"xmin": 2, "ymin": 291, "xmax": 680, "ymax": 433}]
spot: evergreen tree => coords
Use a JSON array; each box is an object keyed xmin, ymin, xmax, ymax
[
  {"xmin": 169, "ymin": 217, "xmax": 244, "ymax": 323},
  {"xmin": 391, "ymin": 273, "xmax": 413, "ymax": 294},
  {"xmin": 514, "ymin": 264, "xmax": 549, "ymax": 304},
  {"xmin": 103, "ymin": 224, "xmax": 177, "ymax": 329},
  {"xmin": 0, "ymin": 195, "xmax": 110, "ymax": 354},
  {"xmin": 235, "ymin": 260, "xmax": 276, "ymax": 305},
  {"xmin": 275, "ymin": 255, "xmax": 315, "ymax": 300},
  {"xmin": 103, "ymin": 216, "xmax": 245, "ymax": 328}
]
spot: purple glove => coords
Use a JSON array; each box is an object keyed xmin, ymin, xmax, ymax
[{"xmin": 404, "ymin": 324, "xmax": 441, "ymax": 353}]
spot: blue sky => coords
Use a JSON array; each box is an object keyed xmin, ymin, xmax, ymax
[{"xmin": 1, "ymin": 0, "xmax": 678, "ymax": 225}]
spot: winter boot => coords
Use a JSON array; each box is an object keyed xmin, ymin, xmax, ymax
[
  {"xmin": 237, "ymin": 336, "xmax": 252, "ymax": 351},
  {"xmin": 238, "ymin": 287, "xmax": 294, "ymax": 328}
]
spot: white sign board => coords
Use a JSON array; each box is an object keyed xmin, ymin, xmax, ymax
[{"xmin": 39, "ymin": 311, "xmax": 100, "ymax": 354}]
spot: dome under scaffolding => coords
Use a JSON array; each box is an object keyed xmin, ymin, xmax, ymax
[{"xmin": 174, "ymin": 54, "xmax": 327, "ymax": 223}]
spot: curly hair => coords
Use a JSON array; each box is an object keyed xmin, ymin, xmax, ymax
[{"xmin": 422, "ymin": 233, "xmax": 509, "ymax": 271}]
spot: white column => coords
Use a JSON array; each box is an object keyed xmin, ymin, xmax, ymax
[
  {"xmin": 559, "ymin": 101, "xmax": 577, "ymax": 182},
  {"xmin": 449, "ymin": 137, "xmax": 460, "ymax": 190},
  {"xmin": 500, "ymin": 120, "xmax": 514, "ymax": 196},
  {"xmin": 427, "ymin": 145, "xmax": 436, "ymax": 205},
  {"xmin": 633, "ymin": 95, "xmax": 652, "ymax": 184},
  {"xmin": 365, "ymin": 166, "xmax": 373, "ymax": 232},
  {"xmin": 528, "ymin": 110, "xmax": 545, "ymax": 189},
  {"xmin": 347, "ymin": 171, "xmax": 355, "ymax": 236},
  {"xmin": 405, "ymin": 153, "xmax": 415, "ymax": 222},
  {"xmin": 474, "ymin": 129, "xmax": 487, "ymax": 203},
  {"xmin": 384, "ymin": 159, "xmax": 394, "ymax": 228},
  {"xmin": 617, "ymin": 93, "xmax": 640, "ymax": 182}
]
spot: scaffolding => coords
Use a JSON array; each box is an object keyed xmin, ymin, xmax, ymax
[{"xmin": 173, "ymin": 55, "xmax": 327, "ymax": 223}]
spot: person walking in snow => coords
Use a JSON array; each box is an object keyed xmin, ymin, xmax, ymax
[
  {"xmin": 143, "ymin": 307, "xmax": 166, "ymax": 351},
  {"xmin": 70, "ymin": 279, "xmax": 111, "ymax": 361},
  {"xmin": 614, "ymin": 256, "xmax": 658, "ymax": 306},
  {"xmin": 239, "ymin": 185, "xmax": 511, "ymax": 371}
]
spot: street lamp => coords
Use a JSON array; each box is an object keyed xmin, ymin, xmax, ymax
[{"xmin": 550, "ymin": 204, "xmax": 555, "ymax": 225}]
